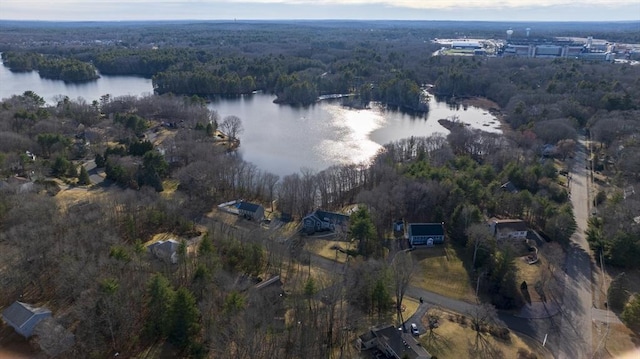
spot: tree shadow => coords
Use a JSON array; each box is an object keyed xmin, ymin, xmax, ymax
[
  {"xmin": 468, "ymin": 334, "xmax": 505, "ymax": 359},
  {"xmin": 520, "ymin": 287, "xmax": 532, "ymax": 305},
  {"xmin": 423, "ymin": 330, "xmax": 453, "ymax": 357}
]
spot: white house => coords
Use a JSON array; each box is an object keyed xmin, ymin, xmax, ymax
[{"xmin": 488, "ymin": 218, "xmax": 528, "ymax": 240}]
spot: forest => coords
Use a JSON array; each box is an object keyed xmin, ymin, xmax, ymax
[
  {"xmin": 1, "ymin": 52, "xmax": 99, "ymax": 82},
  {"xmin": 0, "ymin": 20, "xmax": 639, "ymax": 358}
]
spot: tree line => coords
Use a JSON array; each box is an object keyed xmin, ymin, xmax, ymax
[{"xmin": 2, "ymin": 51, "xmax": 99, "ymax": 82}]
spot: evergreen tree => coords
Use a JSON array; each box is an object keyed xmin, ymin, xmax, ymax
[
  {"xmin": 607, "ymin": 273, "xmax": 629, "ymax": 312},
  {"xmin": 145, "ymin": 274, "xmax": 175, "ymax": 339},
  {"xmin": 78, "ymin": 165, "xmax": 91, "ymax": 185},
  {"xmin": 95, "ymin": 153, "xmax": 106, "ymax": 168},
  {"xmin": 350, "ymin": 207, "xmax": 378, "ymax": 257},
  {"xmin": 169, "ymin": 288, "xmax": 200, "ymax": 349},
  {"xmin": 66, "ymin": 163, "xmax": 78, "ymax": 178},
  {"xmin": 51, "ymin": 156, "xmax": 71, "ymax": 178},
  {"xmin": 621, "ymin": 295, "xmax": 640, "ymax": 332}
]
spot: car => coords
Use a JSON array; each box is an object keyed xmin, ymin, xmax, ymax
[{"xmin": 410, "ymin": 323, "xmax": 419, "ymax": 336}]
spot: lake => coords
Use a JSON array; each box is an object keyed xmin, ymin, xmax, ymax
[{"xmin": 0, "ymin": 61, "xmax": 501, "ymax": 177}]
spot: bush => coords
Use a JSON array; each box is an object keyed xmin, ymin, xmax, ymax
[{"xmin": 489, "ymin": 326, "xmax": 511, "ymax": 341}]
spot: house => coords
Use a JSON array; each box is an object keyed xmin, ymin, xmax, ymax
[
  {"xmin": 249, "ymin": 276, "xmax": 286, "ymax": 331},
  {"xmin": 2, "ymin": 301, "xmax": 52, "ymax": 338},
  {"xmin": 407, "ymin": 223, "xmax": 445, "ymax": 247},
  {"xmin": 302, "ymin": 209, "xmax": 350, "ymax": 235},
  {"xmin": 148, "ymin": 239, "xmax": 181, "ymax": 264},
  {"xmin": 357, "ymin": 325, "xmax": 431, "ymax": 359},
  {"xmin": 501, "ymin": 181, "xmax": 519, "ymax": 194},
  {"xmin": 237, "ymin": 201, "xmax": 265, "ymax": 221},
  {"xmin": 488, "ymin": 218, "xmax": 528, "ymax": 240}
]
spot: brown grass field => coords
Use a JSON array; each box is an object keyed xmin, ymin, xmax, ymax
[
  {"xmin": 410, "ymin": 246, "xmax": 476, "ymax": 303},
  {"xmin": 419, "ymin": 308, "xmax": 548, "ymax": 359}
]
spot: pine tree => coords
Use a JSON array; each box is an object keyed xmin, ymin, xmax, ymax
[
  {"xmin": 145, "ymin": 274, "xmax": 175, "ymax": 339},
  {"xmin": 621, "ymin": 295, "xmax": 640, "ymax": 332},
  {"xmin": 78, "ymin": 165, "xmax": 91, "ymax": 185},
  {"xmin": 169, "ymin": 288, "xmax": 200, "ymax": 349}
]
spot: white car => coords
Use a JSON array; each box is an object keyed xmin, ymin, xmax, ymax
[{"xmin": 410, "ymin": 323, "xmax": 419, "ymax": 336}]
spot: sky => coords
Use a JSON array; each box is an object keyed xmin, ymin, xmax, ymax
[{"xmin": 0, "ymin": 0, "xmax": 639, "ymax": 22}]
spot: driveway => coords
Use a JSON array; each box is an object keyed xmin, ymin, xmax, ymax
[{"xmin": 83, "ymin": 159, "xmax": 106, "ymax": 185}]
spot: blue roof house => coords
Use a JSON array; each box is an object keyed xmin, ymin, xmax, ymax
[
  {"xmin": 2, "ymin": 301, "xmax": 52, "ymax": 338},
  {"xmin": 237, "ymin": 201, "xmax": 265, "ymax": 221},
  {"xmin": 408, "ymin": 223, "xmax": 445, "ymax": 247}
]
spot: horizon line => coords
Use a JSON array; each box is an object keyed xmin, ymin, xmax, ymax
[{"xmin": 1, "ymin": 19, "xmax": 639, "ymax": 23}]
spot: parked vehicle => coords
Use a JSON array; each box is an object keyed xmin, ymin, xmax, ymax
[{"xmin": 410, "ymin": 323, "xmax": 419, "ymax": 336}]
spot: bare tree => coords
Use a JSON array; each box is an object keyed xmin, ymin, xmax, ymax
[
  {"xmin": 466, "ymin": 303, "xmax": 505, "ymax": 359},
  {"xmin": 391, "ymin": 250, "xmax": 415, "ymax": 327},
  {"xmin": 219, "ymin": 115, "xmax": 244, "ymax": 142},
  {"xmin": 466, "ymin": 224, "xmax": 493, "ymax": 270},
  {"xmin": 33, "ymin": 318, "xmax": 75, "ymax": 357}
]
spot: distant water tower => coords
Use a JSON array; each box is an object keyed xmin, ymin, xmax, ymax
[
  {"xmin": 526, "ymin": 28, "xmax": 531, "ymax": 37},
  {"xmin": 506, "ymin": 29, "xmax": 514, "ymax": 40}
]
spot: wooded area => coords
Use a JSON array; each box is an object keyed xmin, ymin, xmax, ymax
[{"xmin": 0, "ymin": 20, "xmax": 639, "ymax": 357}]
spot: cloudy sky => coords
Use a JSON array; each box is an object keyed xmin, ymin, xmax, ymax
[{"xmin": 1, "ymin": 0, "xmax": 639, "ymax": 21}]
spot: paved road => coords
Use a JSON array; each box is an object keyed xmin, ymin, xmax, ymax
[
  {"xmin": 205, "ymin": 209, "xmax": 594, "ymax": 356},
  {"xmin": 83, "ymin": 159, "xmax": 105, "ymax": 185},
  {"xmin": 549, "ymin": 138, "xmax": 594, "ymax": 359}
]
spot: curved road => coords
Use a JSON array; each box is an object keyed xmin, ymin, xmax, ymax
[{"xmin": 203, "ymin": 141, "xmax": 598, "ymax": 358}]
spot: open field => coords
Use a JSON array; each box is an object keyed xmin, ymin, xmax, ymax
[
  {"xmin": 410, "ymin": 246, "xmax": 475, "ymax": 303},
  {"xmin": 419, "ymin": 308, "xmax": 547, "ymax": 359}
]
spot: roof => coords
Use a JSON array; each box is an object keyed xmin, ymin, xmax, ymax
[
  {"xmin": 149, "ymin": 239, "xmax": 180, "ymax": 253},
  {"xmin": 2, "ymin": 301, "xmax": 51, "ymax": 336},
  {"xmin": 237, "ymin": 201, "xmax": 262, "ymax": 213},
  {"xmin": 374, "ymin": 325, "xmax": 431, "ymax": 359},
  {"xmin": 312, "ymin": 210, "xmax": 350, "ymax": 224},
  {"xmin": 491, "ymin": 219, "xmax": 527, "ymax": 232},
  {"xmin": 254, "ymin": 275, "xmax": 283, "ymax": 291},
  {"xmin": 408, "ymin": 223, "xmax": 445, "ymax": 237},
  {"xmin": 501, "ymin": 181, "xmax": 519, "ymax": 193}
]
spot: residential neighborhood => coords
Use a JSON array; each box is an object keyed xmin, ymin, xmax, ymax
[{"xmin": 1, "ymin": 18, "xmax": 639, "ymax": 359}]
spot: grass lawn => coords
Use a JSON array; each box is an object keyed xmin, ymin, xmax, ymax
[
  {"xmin": 410, "ymin": 246, "xmax": 475, "ymax": 303},
  {"xmin": 306, "ymin": 238, "xmax": 354, "ymax": 264},
  {"xmin": 514, "ymin": 254, "xmax": 551, "ymax": 303},
  {"xmin": 403, "ymin": 297, "xmax": 420, "ymax": 319},
  {"xmin": 420, "ymin": 309, "xmax": 546, "ymax": 359}
]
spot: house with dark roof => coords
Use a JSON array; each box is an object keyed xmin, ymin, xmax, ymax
[
  {"xmin": 248, "ymin": 276, "xmax": 286, "ymax": 331},
  {"xmin": 357, "ymin": 324, "xmax": 431, "ymax": 359},
  {"xmin": 407, "ymin": 223, "xmax": 445, "ymax": 247},
  {"xmin": 148, "ymin": 239, "xmax": 181, "ymax": 264},
  {"xmin": 2, "ymin": 301, "xmax": 52, "ymax": 338},
  {"xmin": 501, "ymin": 181, "xmax": 519, "ymax": 193},
  {"xmin": 237, "ymin": 201, "xmax": 265, "ymax": 221},
  {"xmin": 302, "ymin": 209, "xmax": 350, "ymax": 235},
  {"xmin": 488, "ymin": 218, "xmax": 528, "ymax": 240}
]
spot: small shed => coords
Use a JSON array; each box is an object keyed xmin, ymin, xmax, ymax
[{"xmin": 2, "ymin": 301, "xmax": 52, "ymax": 338}]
